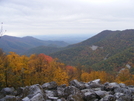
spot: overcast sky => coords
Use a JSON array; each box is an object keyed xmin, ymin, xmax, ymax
[{"xmin": 0, "ymin": 0, "xmax": 134, "ymax": 37}]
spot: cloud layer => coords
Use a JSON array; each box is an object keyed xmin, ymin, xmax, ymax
[{"xmin": 0, "ymin": 0, "xmax": 134, "ymax": 36}]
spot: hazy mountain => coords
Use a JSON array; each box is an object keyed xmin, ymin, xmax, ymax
[
  {"xmin": 50, "ymin": 29, "xmax": 134, "ymax": 72},
  {"xmin": 34, "ymin": 34, "xmax": 95, "ymax": 44},
  {"xmin": 0, "ymin": 35, "xmax": 69, "ymax": 54},
  {"xmin": 23, "ymin": 34, "xmax": 95, "ymax": 55}
]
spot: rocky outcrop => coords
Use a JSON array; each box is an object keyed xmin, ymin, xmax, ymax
[{"xmin": 0, "ymin": 79, "xmax": 134, "ymax": 101}]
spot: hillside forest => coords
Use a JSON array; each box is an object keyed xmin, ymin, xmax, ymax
[
  {"xmin": 50, "ymin": 30, "xmax": 134, "ymax": 73},
  {"xmin": 0, "ymin": 49, "xmax": 134, "ymax": 89}
]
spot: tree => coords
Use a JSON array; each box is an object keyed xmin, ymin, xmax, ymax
[
  {"xmin": 0, "ymin": 22, "xmax": 6, "ymax": 38},
  {"xmin": 0, "ymin": 49, "xmax": 7, "ymax": 87},
  {"xmin": 53, "ymin": 66, "xmax": 69, "ymax": 85},
  {"xmin": 6, "ymin": 52, "xmax": 24, "ymax": 87},
  {"xmin": 66, "ymin": 66, "xmax": 78, "ymax": 82},
  {"xmin": 116, "ymin": 69, "xmax": 131, "ymax": 83},
  {"xmin": 81, "ymin": 71, "xmax": 90, "ymax": 82},
  {"xmin": 88, "ymin": 71, "xmax": 108, "ymax": 83}
]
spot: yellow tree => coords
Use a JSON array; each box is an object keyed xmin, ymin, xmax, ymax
[
  {"xmin": 53, "ymin": 66, "xmax": 69, "ymax": 85},
  {"xmin": 19, "ymin": 55, "xmax": 29, "ymax": 86},
  {"xmin": 6, "ymin": 52, "xmax": 28, "ymax": 87},
  {"xmin": 81, "ymin": 71, "xmax": 90, "ymax": 82},
  {"xmin": 28, "ymin": 54, "xmax": 43, "ymax": 84},
  {"xmin": 88, "ymin": 71, "xmax": 108, "ymax": 83},
  {"xmin": 125, "ymin": 75, "xmax": 134, "ymax": 85},
  {"xmin": 0, "ymin": 49, "xmax": 7, "ymax": 87},
  {"xmin": 65, "ymin": 66, "xmax": 79, "ymax": 82},
  {"xmin": 28, "ymin": 53, "xmax": 54, "ymax": 85},
  {"xmin": 115, "ymin": 69, "xmax": 131, "ymax": 84},
  {"xmin": 42, "ymin": 60, "xmax": 56, "ymax": 83},
  {"xmin": 27, "ymin": 54, "xmax": 39, "ymax": 85}
]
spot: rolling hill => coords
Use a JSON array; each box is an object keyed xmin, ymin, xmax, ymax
[
  {"xmin": 50, "ymin": 29, "xmax": 134, "ymax": 72},
  {"xmin": 0, "ymin": 35, "xmax": 69, "ymax": 54}
]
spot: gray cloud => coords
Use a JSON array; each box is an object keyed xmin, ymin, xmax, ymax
[{"xmin": 0, "ymin": 0, "xmax": 134, "ymax": 36}]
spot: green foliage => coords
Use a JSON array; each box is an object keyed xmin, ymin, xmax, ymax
[
  {"xmin": 23, "ymin": 46, "xmax": 62, "ymax": 56},
  {"xmin": 92, "ymin": 47, "xmax": 134, "ymax": 72},
  {"xmin": 50, "ymin": 29, "xmax": 134, "ymax": 72}
]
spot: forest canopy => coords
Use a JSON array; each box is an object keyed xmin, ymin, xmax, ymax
[{"xmin": 0, "ymin": 49, "xmax": 134, "ymax": 89}]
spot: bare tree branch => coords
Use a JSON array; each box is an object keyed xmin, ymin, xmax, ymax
[{"xmin": 0, "ymin": 22, "xmax": 6, "ymax": 38}]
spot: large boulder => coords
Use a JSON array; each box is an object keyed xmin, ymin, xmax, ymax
[
  {"xmin": 100, "ymin": 95, "xmax": 115, "ymax": 101},
  {"xmin": 45, "ymin": 90, "xmax": 57, "ymax": 98},
  {"xmin": 42, "ymin": 81, "xmax": 57, "ymax": 90},
  {"xmin": 16, "ymin": 86, "xmax": 30, "ymax": 98},
  {"xmin": 28, "ymin": 84, "xmax": 45, "ymax": 97},
  {"xmin": 30, "ymin": 93, "xmax": 45, "ymax": 101},
  {"xmin": 82, "ymin": 89, "xmax": 97, "ymax": 101},
  {"xmin": 114, "ymin": 92, "xmax": 132, "ymax": 101},
  {"xmin": 70, "ymin": 80, "xmax": 86, "ymax": 90},
  {"xmin": 57, "ymin": 84, "xmax": 66, "ymax": 98},
  {"xmin": 64, "ymin": 86, "xmax": 82, "ymax": 97},
  {"xmin": 94, "ymin": 90, "xmax": 107, "ymax": 99},
  {"xmin": 22, "ymin": 84, "xmax": 46, "ymax": 101},
  {"xmin": 64, "ymin": 86, "xmax": 83, "ymax": 100},
  {"xmin": 103, "ymin": 82, "xmax": 120, "ymax": 91},
  {"xmin": 0, "ymin": 87, "xmax": 15, "ymax": 95},
  {"xmin": 88, "ymin": 79, "xmax": 102, "ymax": 88}
]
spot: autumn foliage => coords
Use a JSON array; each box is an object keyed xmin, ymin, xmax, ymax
[{"xmin": 0, "ymin": 49, "xmax": 134, "ymax": 88}]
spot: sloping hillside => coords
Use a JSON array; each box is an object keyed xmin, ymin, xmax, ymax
[
  {"xmin": 50, "ymin": 29, "xmax": 134, "ymax": 72},
  {"xmin": 23, "ymin": 46, "xmax": 62, "ymax": 56}
]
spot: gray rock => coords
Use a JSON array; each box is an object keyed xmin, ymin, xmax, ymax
[
  {"xmin": 81, "ymin": 89, "xmax": 94, "ymax": 94},
  {"xmin": 22, "ymin": 97, "xmax": 30, "ymax": 101},
  {"xmin": 47, "ymin": 96, "xmax": 58, "ymax": 100},
  {"xmin": 0, "ymin": 95, "xmax": 16, "ymax": 101},
  {"xmin": 1, "ymin": 79, "xmax": 134, "ymax": 101},
  {"xmin": 30, "ymin": 93, "xmax": 45, "ymax": 101},
  {"xmin": 1, "ymin": 87, "xmax": 15, "ymax": 95},
  {"xmin": 103, "ymin": 82, "xmax": 120, "ymax": 91},
  {"xmin": 67, "ymin": 94, "xmax": 84, "ymax": 101},
  {"xmin": 27, "ymin": 84, "xmax": 46, "ymax": 100},
  {"xmin": 101, "ymin": 95, "xmax": 115, "ymax": 101},
  {"xmin": 119, "ymin": 83, "xmax": 126, "ymax": 88},
  {"xmin": 94, "ymin": 90, "xmax": 107, "ymax": 98},
  {"xmin": 0, "ymin": 92, "xmax": 5, "ymax": 99},
  {"xmin": 114, "ymin": 92, "xmax": 132, "ymax": 101},
  {"xmin": 114, "ymin": 87, "xmax": 132, "ymax": 96},
  {"xmin": 128, "ymin": 87, "xmax": 134, "ymax": 94},
  {"xmin": 45, "ymin": 90, "xmax": 57, "ymax": 98},
  {"xmin": 16, "ymin": 86, "xmax": 30, "ymax": 98},
  {"xmin": 18, "ymin": 84, "xmax": 46, "ymax": 101},
  {"xmin": 64, "ymin": 86, "xmax": 83, "ymax": 100},
  {"xmin": 88, "ymin": 79, "xmax": 102, "ymax": 88},
  {"xmin": 42, "ymin": 81, "xmax": 57, "ymax": 90},
  {"xmin": 57, "ymin": 98, "xmax": 66, "ymax": 101},
  {"xmin": 57, "ymin": 85, "xmax": 66, "ymax": 98},
  {"xmin": 64, "ymin": 86, "xmax": 82, "ymax": 97},
  {"xmin": 83, "ymin": 90, "xmax": 97, "ymax": 101},
  {"xmin": 70, "ymin": 80, "xmax": 86, "ymax": 90}
]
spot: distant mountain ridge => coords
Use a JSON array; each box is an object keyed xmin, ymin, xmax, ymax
[
  {"xmin": 1, "ymin": 29, "xmax": 134, "ymax": 73},
  {"xmin": 0, "ymin": 35, "xmax": 69, "ymax": 54},
  {"xmin": 50, "ymin": 29, "xmax": 134, "ymax": 72}
]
